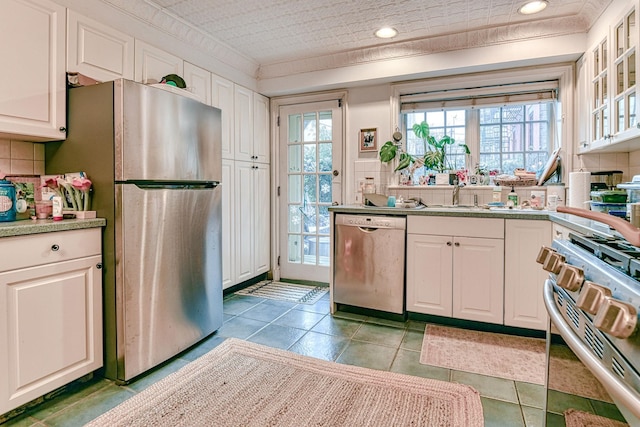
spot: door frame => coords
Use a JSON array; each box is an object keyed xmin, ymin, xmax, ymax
[{"xmin": 270, "ymin": 90, "xmax": 347, "ymax": 282}]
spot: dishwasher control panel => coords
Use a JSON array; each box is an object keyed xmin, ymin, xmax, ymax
[{"xmin": 335, "ymin": 214, "xmax": 406, "ymax": 230}]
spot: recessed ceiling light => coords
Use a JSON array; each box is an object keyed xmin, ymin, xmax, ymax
[
  {"xmin": 375, "ymin": 27, "xmax": 398, "ymax": 39},
  {"xmin": 518, "ymin": 0, "xmax": 548, "ymax": 15}
]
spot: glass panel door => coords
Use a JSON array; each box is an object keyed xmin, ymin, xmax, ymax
[{"xmin": 279, "ymin": 101, "xmax": 342, "ymax": 283}]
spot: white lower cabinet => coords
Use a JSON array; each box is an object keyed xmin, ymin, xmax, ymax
[
  {"xmin": 234, "ymin": 161, "xmax": 270, "ymax": 284},
  {"xmin": 0, "ymin": 228, "xmax": 103, "ymax": 415},
  {"xmin": 406, "ymin": 216, "xmax": 504, "ymax": 324},
  {"xmin": 221, "ymin": 159, "xmax": 235, "ymax": 289},
  {"xmin": 504, "ymin": 219, "xmax": 552, "ymax": 330}
]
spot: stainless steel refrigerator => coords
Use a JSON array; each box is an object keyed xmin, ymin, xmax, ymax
[{"xmin": 45, "ymin": 79, "xmax": 223, "ymax": 382}]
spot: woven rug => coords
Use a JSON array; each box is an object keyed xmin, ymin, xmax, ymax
[
  {"xmin": 87, "ymin": 338, "xmax": 483, "ymax": 427},
  {"xmin": 564, "ymin": 409, "xmax": 629, "ymax": 427},
  {"xmin": 420, "ymin": 324, "xmax": 612, "ymax": 402},
  {"xmin": 234, "ymin": 280, "xmax": 328, "ymax": 304}
]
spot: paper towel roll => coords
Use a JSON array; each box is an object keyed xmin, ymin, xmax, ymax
[{"xmin": 569, "ymin": 171, "xmax": 591, "ymax": 208}]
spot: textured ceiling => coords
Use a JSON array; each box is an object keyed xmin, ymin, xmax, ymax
[{"xmin": 102, "ymin": 0, "xmax": 612, "ymax": 78}]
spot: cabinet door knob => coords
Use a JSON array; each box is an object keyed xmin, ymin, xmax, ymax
[
  {"xmin": 51, "ymin": 244, "xmax": 59, "ymax": 251},
  {"xmin": 59, "ymin": 126, "xmax": 66, "ymax": 133},
  {"xmin": 454, "ymin": 242, "xmax": 460, "ymax": 247},
  {"xmin": 96, "ymin": 263, "xmax": 103, "ymax": 270},
  {"xmin": 446, "ymin": 241, "xmax": 452, "ymax": 246}
]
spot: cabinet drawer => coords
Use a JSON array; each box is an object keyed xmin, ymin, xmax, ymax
[
  {"xmin": 0, "ymin": 228, "xmax": 101, "ymax": 272},
  {"xmin": 408, "ymin": 216, "xmax": 503, "ymax": 238}
]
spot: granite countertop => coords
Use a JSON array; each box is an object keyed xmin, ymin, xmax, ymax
[
  {"xmin": 0, "ymin": 218, "xmax": 106, "ymax": 238},
  {"xmin": 329, "ymin": 204, "xmax": 628, "ymax": 239},
  {"xmin": 329, "ymin": 204, "xmax": 550, "ymax": 220}
]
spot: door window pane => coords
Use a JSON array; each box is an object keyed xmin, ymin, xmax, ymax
[
  {"xmin": 303, "ymin": 112, "xmax": 316, "ymax": 142},
  {"xmin": 318, "ymin": 143, "xmax": 332, "ymax": 172},
  {"xmin": 288, "ymin": 114, "xmax": 301, "ymax": 143},
  {"xmin": 304, "ymin": 144, "xmax": 317, "ymax": 172},
  {"xmin": 289, "ymin": 205, "xmax": 302, "ymax": 233},
  {"xmin": 288, "ymin": 235, "xmax": 302, "ymax": 263},
  {"xmin": 319, "ymin": 174, "xmax": 332, "ymax": 203},
  {"xmin": 304, "ymin": 175, "xmax": 317, "ymax": 203},
  {"xmin": 288, "ymin": 175, "xmax": 302, "ymax": 203},
  {"xmin": 288, "ymin": 145, "xmax": 301, "ymax": 172}
]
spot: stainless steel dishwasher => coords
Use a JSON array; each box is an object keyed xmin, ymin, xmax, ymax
[{"xmin": 333, "ymin": 214, "xmax": 406, "ymax": 314}]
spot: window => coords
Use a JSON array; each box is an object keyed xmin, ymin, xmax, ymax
[
  {"xmin": 406, "ymin": 110, "xmax": 467, "ymax": 171},
  {"xmin": 479, "ymin": 103, "xmax": 551, "ymax": 175},
  {"xmin": 399, "ymin": 78, "xmax": 559, "ymax": 180},
  {"xmin": 403, "ymin": 100, "xmax": 554, "ymax": 177}
]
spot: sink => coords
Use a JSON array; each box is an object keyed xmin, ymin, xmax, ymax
[
  {"xmin": 426, "ymin": 204, "xmax": 485, "ymax": 210},
  {"xmin": 362, "ymin": 204, "xmax": 426, "ymax": 210}
]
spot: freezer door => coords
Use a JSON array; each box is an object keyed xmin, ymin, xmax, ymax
[
  {"xmin": 114, "ymin": 183, "xmax": 222, "ymax": 381},
  {"xmin": 115, "ymin": 79, "xmax": 222, "ymax": 182}
]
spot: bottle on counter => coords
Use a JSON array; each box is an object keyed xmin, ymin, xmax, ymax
[
  {"xmin": 0, "ymin": 179, "xmax": 16, "ymax": 222},
  {"xmin": 507, "ymin": 187, "xmax": 519, "ymax": 206},
  {"xmin": 52, "ymin": 196, "xmax": 64, "ymax": 221},
  {"xmin": 492, "ymin": 186, "xmax": 502, "ymax": 203}
]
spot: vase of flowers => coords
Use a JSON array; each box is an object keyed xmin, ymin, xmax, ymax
[{"xmin": 44, "ymin": 175, "xmax": 95, "ymax": 218}]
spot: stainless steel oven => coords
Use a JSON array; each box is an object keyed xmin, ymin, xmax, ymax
[{"xmin": 538, "ymin": 208, "xmax": 640, "ymax": 426}]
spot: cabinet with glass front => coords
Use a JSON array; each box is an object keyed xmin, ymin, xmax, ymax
[{"xmin": 584, "ymin": 3, "xmax": 639, "ymax": 152}]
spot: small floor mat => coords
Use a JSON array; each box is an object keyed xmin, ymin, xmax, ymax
[
  {"xmin": 234, "ymin": 281, "xmax": 328, "ymax": 304},
  {"xmin": 564, "ymin": 409, "xmax": 629, "ymax": 427}
]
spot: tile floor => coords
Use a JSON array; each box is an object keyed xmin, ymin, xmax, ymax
[{"xmin": 1, "ymin": 291, "xmax": 627, "ymax": 426}]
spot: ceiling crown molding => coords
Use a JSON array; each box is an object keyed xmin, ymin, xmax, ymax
[{"xmin": 99, "ymin": 0, "xmax": 259, "ymax": 78}]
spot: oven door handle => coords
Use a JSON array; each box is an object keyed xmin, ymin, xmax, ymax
[{"xmin": 543, "ymin": 279, "xmax": 640, "ymax": 420}]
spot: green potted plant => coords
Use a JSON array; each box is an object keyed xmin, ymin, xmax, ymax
[{"xmin": 412, "ymin": 121, "xmax": 470, "ymax": 173}]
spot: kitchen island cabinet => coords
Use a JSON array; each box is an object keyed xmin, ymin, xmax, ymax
[
  {"xmin": 0, "ymin": 227, "xmax": 103, "ymax": 415},
  {"xmin": 406, "ymin": 216, "xmax": 504, "ymax": 324},
  {"xmin": 0, "ymin": 0, "xmax": 66, "ymax": 142},
  {"xmin": 504, "ymin": 219, "xmax": 552, "ymax": 330}
]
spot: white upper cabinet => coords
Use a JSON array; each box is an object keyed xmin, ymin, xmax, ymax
[
  {"xmin": 253, "ymin": 93, "xmax": 270, "ymax": 164},
  {"xmin": 582, "ymin": 1, "xmax": 640, "ymax": 152},
  {"xmin": 211, "ymin": 74, "xmax": 235, "ymax": 159},
  {"xmin": 233, "ymin": 85, "xmax": 255, "ymax": 162},
  {"xmin": 184, "ymin": 62, "xmax": 211, "ymax": 105},
  {"xmin": 134, "ymin": 40, "xmax": 184, "ymax": 84},
  {"xmin": 66, "ymin": 10, "xmax": 134, "ymax": 82},
  {"xmin": 0, "ymin": 0, "xmax": 66, "ymax": 141}
]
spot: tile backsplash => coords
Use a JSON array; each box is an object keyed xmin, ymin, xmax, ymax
[{"xmin": 0, "ymin": 139, "xmax": 45, "ymax": 176}]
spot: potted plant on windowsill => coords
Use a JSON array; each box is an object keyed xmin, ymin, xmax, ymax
[{"xmin": 412, "ymin": 121, "xmax": 470, "ymax": 184}]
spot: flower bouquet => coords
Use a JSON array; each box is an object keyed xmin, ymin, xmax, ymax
[{"xmin": 44, "ymin": 174, "xmax": 96, "ymax": 218}]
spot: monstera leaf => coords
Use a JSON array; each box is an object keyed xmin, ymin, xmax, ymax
[{"xmin": 379, "ymin": 141, "xmax": 398, "ymax": 163}]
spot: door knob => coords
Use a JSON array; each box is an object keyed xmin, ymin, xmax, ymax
[{"xmin": 333, "ymin": 170, "xmax": 339, "ymax": 176}]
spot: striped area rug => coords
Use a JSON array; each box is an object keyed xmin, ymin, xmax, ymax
[
  {"xmin": 234, "ymin": 280, "xmax": 328, "ymax": 304},
  {"xmin": 86, "ymin": 338, "xmax": 484, "ymax": 427}
]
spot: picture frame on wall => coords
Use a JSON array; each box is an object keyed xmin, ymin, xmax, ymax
[{"xmin": 359, "ymin": 128, "xmax": 377, "ymax": 152}]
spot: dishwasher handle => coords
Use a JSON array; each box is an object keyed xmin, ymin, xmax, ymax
[{"xmin": 334, "ymin": 214, "xmax": 406, "ymax": 230}]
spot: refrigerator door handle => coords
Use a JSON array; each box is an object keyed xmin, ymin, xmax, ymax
[{"xmin": 118, "ymin": 180, "xmax": 219, "ymax": 190}]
